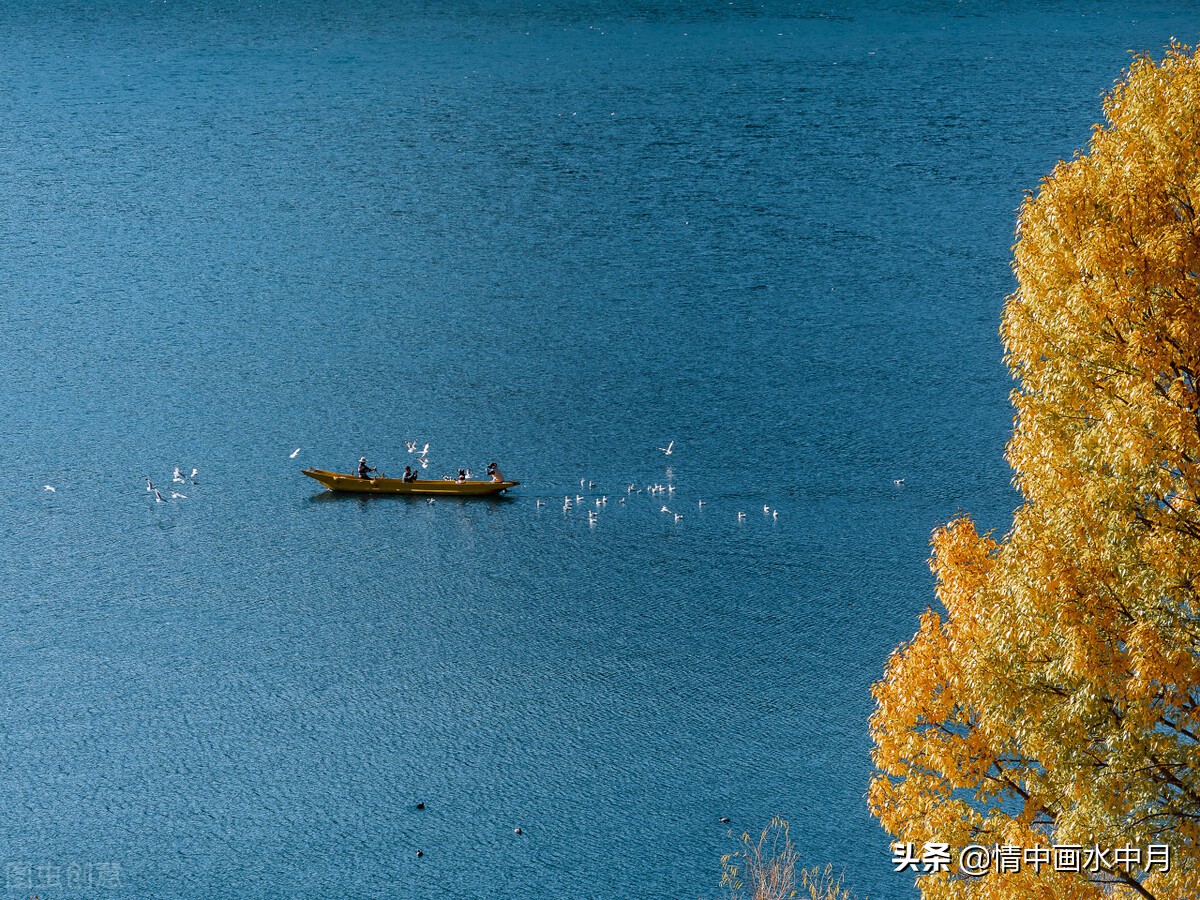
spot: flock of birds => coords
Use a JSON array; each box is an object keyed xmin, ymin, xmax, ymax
[
  {"xmin": 540, "ymin": 440, "xmax": 783, "ymax": 528},
  {"xmin": 36, "ymin": 441, "xmax": 852, "ymax": 529},
  {"xmin": 143, "ymin": 467, "xmax": 199, "ymax": 503},
  {"xmin": 42, "ymin": 467, "xmax": 201, "ymax": 501}
]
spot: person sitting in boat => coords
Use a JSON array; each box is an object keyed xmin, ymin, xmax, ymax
[
  {"xmin": 357, "ymin": 457, "xmax": 377, "ymax": 479},
  {"xmin": 456, "ymin": 468, "xmax": 467, "ymax": 484},
  {"xmin": 486, "ymin": 462, "xmax": 505, "ymax": 483},
  {"xmin": 402, "ymin": 466, "xmax": 416, "ymax": 483}
]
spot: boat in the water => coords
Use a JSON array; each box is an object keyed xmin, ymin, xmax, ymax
[{"xmin": 302, "ymin": 468, "xmax": 519, "ymax": 496}]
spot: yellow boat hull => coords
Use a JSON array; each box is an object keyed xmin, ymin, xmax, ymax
[{"xmin": 303, "ymin": 469, "xmax": 519, "ymax": 496}]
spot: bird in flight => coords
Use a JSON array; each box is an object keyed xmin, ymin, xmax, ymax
[
  {"xmin": 43, "ymin": 485, "xmax": 55, "ymax": 492},
  {"xmin": 290, "ymin": 449, "xmax": 301, "ymax": 459},
  {"xmin": 154, "ymin": 489, "xmax": 168, "ymax": 503},
  {"xmin": 173, "ymin": 467, "xmax": 186, "ymax": 484},
  {"xmin": 657, "ymin": 441, "xmax": 674, "ymax": 456}
]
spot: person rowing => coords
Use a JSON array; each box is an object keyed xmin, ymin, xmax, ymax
[{"xmin": 357, "ymin": 457, "xmax": 378, "ymax": 479}]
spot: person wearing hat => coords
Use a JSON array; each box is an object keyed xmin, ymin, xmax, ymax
[{"xmin": 357, "ymin": 457, "xmax": 377, "ymax": 479}]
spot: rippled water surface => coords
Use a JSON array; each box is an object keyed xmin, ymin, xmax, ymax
[{"xmin": 0, "ymin": 2, "xmax": 1193, "ymax": 897}]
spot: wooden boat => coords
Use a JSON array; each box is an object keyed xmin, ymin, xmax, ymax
[{"xmin": 302, "ymin": 468, "xmax": 519, "ymax": 496}]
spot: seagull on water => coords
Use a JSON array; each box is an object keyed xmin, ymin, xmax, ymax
[
  {"xmin": 43, "ymin": 485, "xmax": 55, "ymax": 492},
  {"xmin": 657, "ymin": 441, "xmax": 674, "ymax": 456},
  {"xmin": 190, "ymin": 468, "xmax": 199, "ymax": 480},
  {"xmin": 893, "ymin": 478, "xmax": 905, "ymax": 486},
  {"xmin": 290, "ymin": 448, "xmax": 301, "ymax": 459}
]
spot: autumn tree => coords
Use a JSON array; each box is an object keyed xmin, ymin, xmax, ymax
[{"xmin": 869, "ymin": 44, "xmax": 1200, "ymax": 900}]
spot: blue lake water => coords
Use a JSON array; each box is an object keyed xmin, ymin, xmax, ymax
[{"xmin": 0, "ymin": 2, "xmax": 1193, "ymax": 897}]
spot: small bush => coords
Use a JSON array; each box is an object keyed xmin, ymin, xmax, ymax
[{"xmin": 720, "ymin": 817, "xmax": 861, "ymax": 900}]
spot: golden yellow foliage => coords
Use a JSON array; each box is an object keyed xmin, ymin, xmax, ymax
[{"xmin": 870, "ymin": 44, "xmax": 1200, "ymax": 900}]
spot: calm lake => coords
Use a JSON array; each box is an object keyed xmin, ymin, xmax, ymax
[{"xmin": 0, "ymin": 1, "xmax": 1192, "ymax": 897}]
